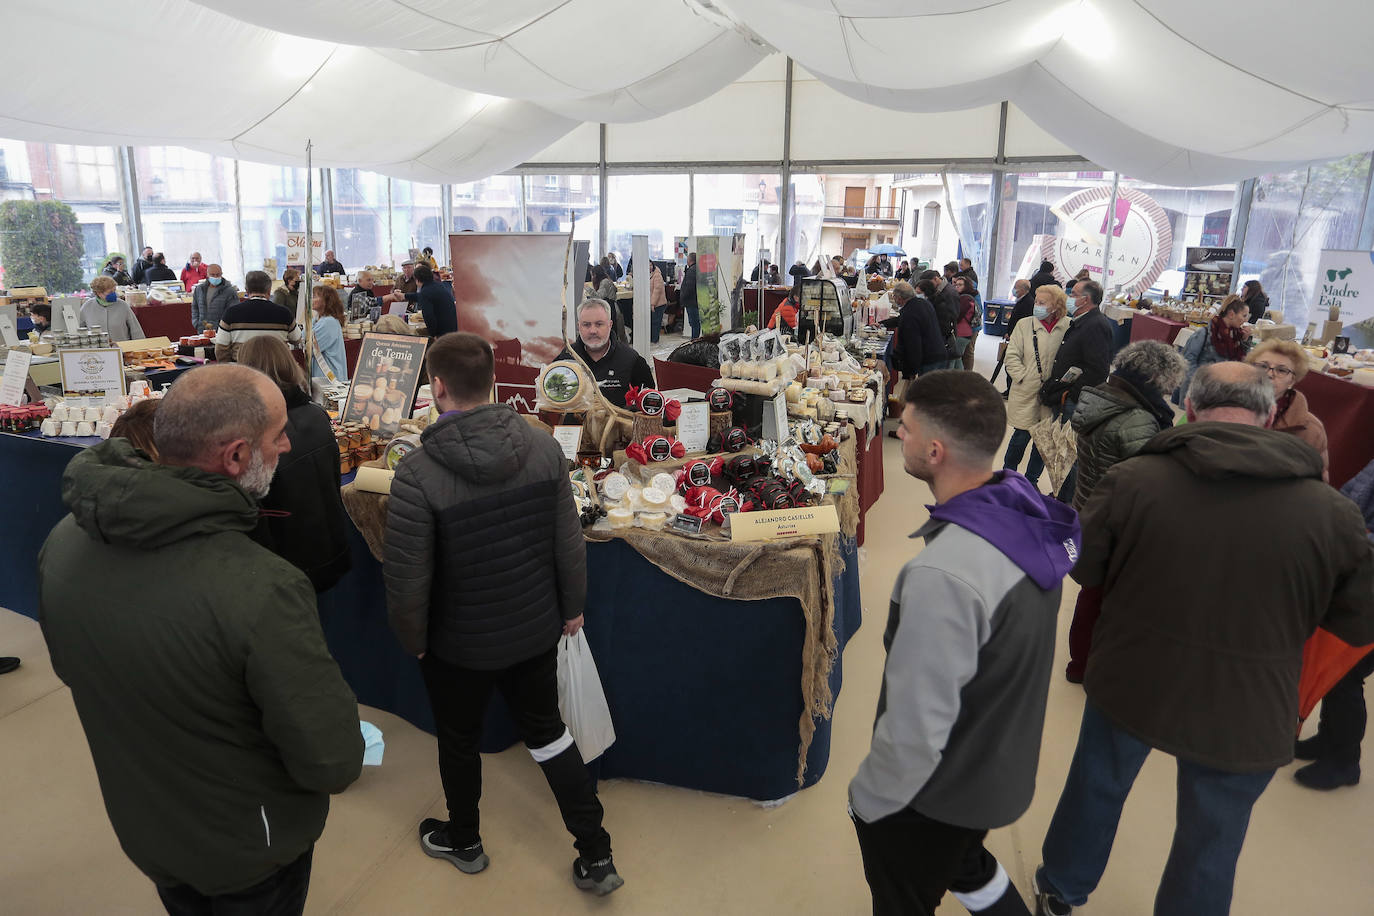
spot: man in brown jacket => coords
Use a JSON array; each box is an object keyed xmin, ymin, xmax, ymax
[{"xmin": 1033, "ymin": 361, "xmax": 1374, "ymax": 916}]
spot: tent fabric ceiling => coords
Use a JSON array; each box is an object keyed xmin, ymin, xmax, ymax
[{"xmin": 3, "ymin": 0, "xmax": 1372, "ymax": 185}]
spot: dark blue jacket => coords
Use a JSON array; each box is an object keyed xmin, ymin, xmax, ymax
[
  {"xmin": 896, "ymin": 295, "xmax": 950, "ymax": 376},
  {"xmin": 405, "ymin": 281, "xmax": 457, "ymax": 338}
]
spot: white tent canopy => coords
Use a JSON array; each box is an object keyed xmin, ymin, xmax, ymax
[{"xmin": 3, "ymin": 0, "xmax": 1372, "ymax": 185}]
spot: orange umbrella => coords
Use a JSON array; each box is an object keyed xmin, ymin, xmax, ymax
[{"xmin": 1297, "ymin": 628, "xmax": 1374, "ymax": 727}]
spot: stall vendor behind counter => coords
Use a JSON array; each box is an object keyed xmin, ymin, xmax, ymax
[{"xmin": 564, "ymin": 298, "xmax": 654, "ymax": 408}]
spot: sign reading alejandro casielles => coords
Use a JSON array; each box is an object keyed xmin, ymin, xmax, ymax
[{"xmin": 1309, "ymin": 250, "xmax": 1374, "ymax": 350}]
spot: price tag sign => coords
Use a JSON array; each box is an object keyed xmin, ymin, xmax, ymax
[
  {"xmin": 675, "ymin": 402, "xmax": 710, "ymax": 453},
  {"xmin": 0, "ymin": 350, "xmax": 32, "ymax": 406},
  {"xmin": 762, "ymin": 391, "xmax": 789, "ymax": 442},
  {"xmin": 668, "ymin": 513, "xmax": 705, "ymax": 536},
  {"xmin": 552, "ymin": 425, "xmax": 583, "ymax": 461}
]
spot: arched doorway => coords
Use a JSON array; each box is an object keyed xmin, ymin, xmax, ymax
[{"xmin": 486, "ymin": 216, "xmax": 509, "ymax": 232}]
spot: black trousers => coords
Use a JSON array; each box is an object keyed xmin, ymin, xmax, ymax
[
  {"xmin": 421, "ymin": 648, "xmax": 611, "ymax": 861},
  {"xmin": 1315, "ymin": 650, "xmax": 1374, "ymax": 764},
  {"xmin": 157, "ymin": 847, "xmax": 312, "ymax": 916},
  {"xmin": 852, "ymin": 807, "xmax": 1027, "ymax": 916}
]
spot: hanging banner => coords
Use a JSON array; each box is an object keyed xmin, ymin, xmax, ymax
[
  {"xmin": 1182, "ymin": 247, "xmax": 1236, "ymax": 302},
  {"xmin": 723, "ymin": 234, "xmax": 747, "ymax": 330},
  {"xmin": 286, "ymin": 232, "xmax": 324, "ymax": 270},
  {"xmin": 674, "ymin": 237, "xmax": 689, "ymax": 295},
  {"xmin": 450, "ymin": 232, "xmax": 588, "ymax": 414},
  {"xmin": 1040, "ymin": 187, "xmax": 1173, "ymax": 296},
  {"xmin": 697, "ymin": 236, "xmax": 721, "ymax": 335},
  {"xmin": 1309, "ymin": 250, "xmax": 1374, "ymax": 348}
]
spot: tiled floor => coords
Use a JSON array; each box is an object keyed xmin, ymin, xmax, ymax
[{"xmin": 3, "ymin": 342, "xmax": 1371, "ymax": 914}]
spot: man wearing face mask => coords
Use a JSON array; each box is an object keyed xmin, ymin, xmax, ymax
[
  {"xmin": 192, "ymin": 264, "xmax": 240, "ymax": 335},
  {"xmin": 81, "ymin": 276, "xmax": 145, "ymax": 341},
  {"xmin": 29, "ymin": 303, "xmax": 52, "ymax": 333},
  {"xmin": 131, "ymin": 246, "xmax": 156, "ymax": 286},
  {"xmin": 1040, "ymin": 280, "xmax": 1114, "ymax": 504},
  {"xmin": 38, "ymin": 364, "xmax": 362, "ymax": 916}
]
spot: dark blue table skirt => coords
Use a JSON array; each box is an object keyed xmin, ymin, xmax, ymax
[
  {"xmin": 319, "ymin": 521, "xmax": 863, "ymax": 801},
  {"xmin": 3, "ymin": 430, "xmax": 864, "ymax": 802}
]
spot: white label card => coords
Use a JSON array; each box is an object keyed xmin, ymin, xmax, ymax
[
  {"xmin": 763, "ymin": 391, "xmax": 789, "ymax": 442},
  {"xmin": 61, "ymin": 301, "xmax": 81, "ymax": 334},
  {"xmin": 0, "ymin": 350, "xmax": 32, "ymax": 405},
  {"xmin": 675, "ymin": 402, "xmax": 710, "ymax": 453},
  {"xmin": 552, "ymin": 425, "xmax": 583, "ymax": 460},
  {"xmin": 58, "ymin": 347, "xmax": 127, "ymax": 395},
  {"xmin": 0, "ymin": 313, "xmax": 19, "ymax": 347}
]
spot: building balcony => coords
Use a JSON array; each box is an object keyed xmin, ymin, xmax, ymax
[{"xmin": 822, "ymin": 205, "xmax": 901, "ymax": 225}]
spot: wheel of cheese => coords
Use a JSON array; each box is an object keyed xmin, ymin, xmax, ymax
[
  {"xmin": 536, "ymin": 360, "xmax": 596, "ymax": 411},
  {"xmin": 601, "ymin": 472, "xmax": 630, "ymax": 502},
  {"xmin": 641, "ymin": 487, "xmax": 669, "ymax": 509},
  {"xmin": 650, "ymin": 473, "xmax": 676, "ymax": 494},
  {"xmin": 607, "ymin": 507, "xmax": 634, "ymax": 528},
  {"xmin": 639, "ymin": 511, "xmax": 667, "ymax": 530}
]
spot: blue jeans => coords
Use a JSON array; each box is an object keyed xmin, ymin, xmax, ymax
[
  {"xmin": 686, "ymin": 305, "xmax": 700, "ymax": 339},
  {"xmin": 1038, "ymin": 702, "xmax": 1274, "ymax": 916},
  {"xmin": 1003, "ymin": 427, "xmax": 1045, "ymax": 483},
  {"xmin": 650, "ymin": 305, "xmax": 667, "ymax": 343}
]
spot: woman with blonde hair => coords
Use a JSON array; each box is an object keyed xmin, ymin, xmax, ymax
[
  {"xmin": 82, "ymin": 276, "xmax": 145, "ymax": 341},
  {"xmin": 310, "ymin": 284, "xmax": 349, "ymax": 382},
  {"xmin": 1246, "ymin": 338, "xmax": 1328, "ymax": 478},
  {"xmin": 273, "ymin": 269, "xmax": 302, "ymax": 311},
  {"xmin": 1002, "ymin": 284, "xmax": 1069, "ymax": 487}
]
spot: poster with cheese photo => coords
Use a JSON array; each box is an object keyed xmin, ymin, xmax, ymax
[{"xmin": 341, "ymin": 333, "xmax": 428, "ymax": 437}]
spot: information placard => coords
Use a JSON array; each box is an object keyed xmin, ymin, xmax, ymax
[
  {"xmin": 729, "ymin": 504, "xmax": 841, "ymax": 542},
  {"xmin": 0, "ymin": 350, "xmax": 32, "ymax": 405},
  {"xmin": 340, "ymin": 334, "xmax": 428, "ymax": 438},
  {"xmin": 552, "ymin": 425, "xmax": 583, "ymax": 460},
  {"xmin": 0, "ymin": 312, "xmax": 19, "ymax": 347},
  {"xmin": 675, "ymin": 401, "xmax": 710, "ymax": 453},
  {"xmin": 58, "ymin": 347, "xmax": 126, "ymax": 397}
]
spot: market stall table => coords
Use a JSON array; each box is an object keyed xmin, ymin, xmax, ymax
[
  {"xmin": 338, "ymin": 437, "xmax": 868, "ymax": 801},
  {"xmin": 1130, "ymin": 312, "xmax": 1188, "ymax": 345},
  {"xmin": 1296, "ymin": 372, "xmax": 1374, "ymax": 488},
  {"xmin": 0, "ymin": 428, "xmax": 865, "ymax": 803}
]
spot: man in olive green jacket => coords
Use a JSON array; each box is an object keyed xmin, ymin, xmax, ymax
[{"xmin": 39, "ymin": 365, "xmax": 362, "ymax": 915}]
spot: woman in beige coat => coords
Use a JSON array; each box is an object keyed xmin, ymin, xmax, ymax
[{"xmin": 1001, "ymin": 285, "xmax": 1069, "ymax": 486}]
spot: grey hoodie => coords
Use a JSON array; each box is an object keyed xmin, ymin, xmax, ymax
[
  {"xmin": 384, "ymin": 404, "xmax": 586, "ymax": 670},
  {"xmin": 850, "ymin": 472, "xmax": 1080, "ymax": 829}
]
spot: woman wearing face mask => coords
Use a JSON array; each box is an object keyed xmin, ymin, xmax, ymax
[
  {"xmin": 1246, "ymin": 339, "xmax": 1328, "ymax": 479},
  {"xmin": 180, "ymin": 252, "xmax": 208, "ymax": 293},
  {"xmin": 273, "ymin": 269, "xmax": 303, "ymax": 311},
  {"xmin": 1001, "ymin": 285, "xmax": 1069, "ymax": 487},
  {"xmin": 82, "ymin": 276, "xmax": 145, "ymax": 342}
]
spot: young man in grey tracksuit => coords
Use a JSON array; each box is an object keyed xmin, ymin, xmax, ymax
[{"xmin": 850, "ymin": 370, "xmax": 1081, "ymax": 916}]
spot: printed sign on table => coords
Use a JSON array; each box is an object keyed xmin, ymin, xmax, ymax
[
  {"xmin": 58, "ymin": 348, "xmax": 126, "ymax": 397},
  {"xmin": 340, "ymin": 334, "xmax": 428, "ymax": 438}
]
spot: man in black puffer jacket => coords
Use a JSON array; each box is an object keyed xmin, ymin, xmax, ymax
[{"xmin": 384, "ymin": 333, "xmax": 623, "ymax": 896}]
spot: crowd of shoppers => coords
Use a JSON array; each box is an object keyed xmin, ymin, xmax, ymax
[{"xmin": 20, "ymin": 239, "xmax": 1374, "ymax": 916}]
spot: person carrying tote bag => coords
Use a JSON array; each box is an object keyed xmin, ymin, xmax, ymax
[{"xmin": 1002, "ymin": 286, "xmax": 1069, "ymax": 488}]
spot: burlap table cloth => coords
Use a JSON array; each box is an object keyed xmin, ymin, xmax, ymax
[{"xmin": 340, "ymin": 435, "xmax": 862, "ymax": 785}]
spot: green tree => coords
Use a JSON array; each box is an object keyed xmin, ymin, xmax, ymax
[{"xmin": 0, "ymin": 199, "xmax": 85, "ymax": 293}]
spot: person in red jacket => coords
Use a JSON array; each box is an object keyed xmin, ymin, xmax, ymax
[
  {"xmin": 767, "ymin": 293, "xmax": 800, "ymax": 335},
  {"xmin": 181, "ymin": 252, "xmax": 208, "ymax": 292}
]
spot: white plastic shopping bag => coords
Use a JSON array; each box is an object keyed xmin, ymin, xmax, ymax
[{"xmin": 556, "ymin": 630, "xmax": 616, "ymax": 762}]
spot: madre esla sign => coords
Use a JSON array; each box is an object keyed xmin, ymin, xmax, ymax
[{"xmin": 1309, "ymin": 250, "xmax": 1374, "ymax": 349}]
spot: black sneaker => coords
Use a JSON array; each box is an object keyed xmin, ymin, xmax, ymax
[
  {"xmin": 1294, "ymin": 735, "xmax": 1326, "ymax": 761},
  {"xmin": 418, "ymin": 818, "xmax": 488, "ymax": 874},
  {"xmin": 1294, "ymin": 760, "xmax": 1360, "ymax": 790},
  {"xmin": 573, "ymin": 855, "xmax": 624, "ymax": 896},
  {"xmin": 1033, "ymin": 873, "xmax": 1072, "ymax": 916},
  {"xmin": 0, "ymin": 657, "xmax": 19, "ymax": 675}
]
